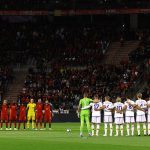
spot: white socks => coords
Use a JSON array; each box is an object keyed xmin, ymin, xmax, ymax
[
  {"xmin": 110, "ymin": 123, "xmax": 113, "ymax": 136},
  {"xmin": 126, "ymin": 124, "xmax": 134, "ymax": 136},
  {"xmin": 148, "ymin": 123, "xmax": 150, "ymax": 135},
  {"xmin": 116, "ymin": 125, "xmax": 119, "ymax": 136},
  {"xmin": 143, "ymin": 123, "xmax": 146, "ymax": 135},
  {"xmin": 91, "ymin": 124, "xmax": 95, "ymax": 136},
  {"xmin": 91, "ymin": 124, "xmax": 100, "ymax": 136},
  {"xmin": 137, "ymin": 123, "xmax": 140, "ymax": 135},
  {"xmin": 120, "ymin": 125, "xmax": 123, "ymax": 136},
  {"xmin": 126, "ymin": 124, "xmax": 130, "ymax": 136},
  {"xmin": 131, "ymin": 124, "xmax": 134, "ymax": 136},
  {"xmin": 96, "ymin": 124, "xmax": 100, "ymax": 136},
  {"xmin": 104, "ymin": 123, "xmax": 108, "ymax": 135},
  {"xmin": 104, "ymin": 123, "xmax": 112, "ymax": 136},
  {"xmin": 137, "ymin": 123, "xmax": 147, "ymax": 135}
]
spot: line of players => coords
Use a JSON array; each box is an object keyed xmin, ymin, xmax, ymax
[
  {"xmin": 0, "ymin": 98, "xmax": 52, "ymax": 130},
  {"xmin": 82, "ymin": 93, "xmax": 150, "ymax": 136}
]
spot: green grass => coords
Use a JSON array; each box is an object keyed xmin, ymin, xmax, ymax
[{"xmin": 0, "ymin": 123, "xmax": 150, "ymax": 150}]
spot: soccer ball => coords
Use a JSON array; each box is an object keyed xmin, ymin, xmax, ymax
[{"xmin": 66, "ymin": 129, "xmax": 71, "ymax": 133}]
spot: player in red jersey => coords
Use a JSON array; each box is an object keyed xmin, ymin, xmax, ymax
[
  {"xmin": 18, "ymin": 103, "xmax": 26, "ymax": 130},
  {"xmin": 0, "ymin": 100, "xmax": 9, "ymax": 130},
  {"xmin": 43, "ymin": 100, "xmax": 52, "ymax": 130},
  {"xmin": 35, "ymin": 99, "xmax": 43, "ymax": 130},
  {"xmin": 9, "ymin": 101, "xmax": 18, "ymax": 130}
]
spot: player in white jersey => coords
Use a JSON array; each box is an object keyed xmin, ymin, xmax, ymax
[
  {"xmin": 114, "ymin": 97, "xmax": 124, "ymax": 136},
  {"xmin": 124, "ymin": 98, "xmax": 136, "ymax": 136},
  {"xmin": 103, "ymin": 96, "xmax": 114, "ymax": 136},
  {"xmin": 135, "ymin": 93, "xmax": 147, "ymax": 136},
  {"xmin": 147, "ymin": 99, "xmax": 150, "ymax": 135},
  {"xmin": 81, "ymin": 94, "xmax": 103, "ymax": 136}
]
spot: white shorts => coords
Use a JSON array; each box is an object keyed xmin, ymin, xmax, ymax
[
  {"xmin": 104, "ymin": 115, "xmax": 113, "ymax": 123},
  {"xmin": 136, "ymin": 115, "xmax": 146, "ymax": 123},
  {"xmin": 147, "ymin": 114, "xmax": 150, "ymax": 123},
  {"xmin": 125, "ymin": 116, "xmax": 135, "ymax": 123},
  {"xmin": 91, "ymin": 116, "xmax": 101, "ymax": 124},
  {"xmin": 115, "ymin": 117, "xmax": 124, "ymax": 125}
]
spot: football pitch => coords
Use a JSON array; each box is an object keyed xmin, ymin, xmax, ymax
[{"xmin": 0, "ymin": 123, "xmax": 150, "ymax": 150}]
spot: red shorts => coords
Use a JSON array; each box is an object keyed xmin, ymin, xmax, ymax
[
  {"xmin": 1, "ymin": 114, "xmax": 8, "ymax": 121},
  {"xmin": 19, "ymin": 115, "xmax": 26, "ymax": 121},
  {"xmin": 9, "ymin": 115, "xmax": 17, "ymax": 121},
  {"xmin": 44, "ymin": 114, "xmax": 52, "ymax": 122},
  {"xmin": 36, "ymin": 113, "xmax": 43, "ymax": 121}
]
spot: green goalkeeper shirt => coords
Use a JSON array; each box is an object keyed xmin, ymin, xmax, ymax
[{"xmin": 79, "ymin": 98, "xmax": 93, "ymax": 114}]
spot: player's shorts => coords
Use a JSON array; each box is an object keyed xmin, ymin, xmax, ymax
[
  {"xmin": 36, "ymin": 114, "xmax": 43, "ymax": 121},
  {"xmin": 19, "ymin": 115, "xmax": 26, "ymax": 121},
  {"xmin": 148, "ymin": 114, "xmax": 150, "ymax": 123},
  {"xmin": 104, "ymin": 115, "xmax": 112, "ymax": 123},
  {"xmin": 136, "ymin": 115, "xmax": 146, "ymax": 123},
  {"xmin": 91, "ymin": 116, "xmax": 101, "ymax": 124},
  {"xmin": 1, "ymin": 114, "xmax": 8, "ymax": 121},
  {"xmin": 27, "ymin": 113, "xmax": 35, "ymax": 120},
  {"xmin": 9, "ymin": 114, "xmax": 17, "ymax": 121},
  {"xmin": 115, "ymin": 117, "xmax": 124, "ymax": 124},
  {"xmin": 44, "ymin": 114, "xmax": 52, "ymax": 122},
  {"xmin": 125, "ymin": 116, "xmax": 135, "ymax": 123}
]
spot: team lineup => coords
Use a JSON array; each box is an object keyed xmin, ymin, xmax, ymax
[
  {"xmin": 0, "ymin": 92, "xmax": 150, "ymax": 138},
  {"xmin": 78, "ymin": 92, "xmax": 150, "ymax": 137},
  {"xmin": 0, "ymin": 99, "xmax": 52, "ymax": 130}
]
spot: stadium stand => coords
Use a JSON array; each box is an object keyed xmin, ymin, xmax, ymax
[
  {"xmin": 0, "ymin": 15, "xmax": 147, "ymax": 110},
  {"xmin": 16, "ymin": 62, "xmax": 140, "ymax": 110}
]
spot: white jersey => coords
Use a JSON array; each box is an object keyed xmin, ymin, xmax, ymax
[
  {"xmin": 124, "ymin": 100, "xmax": 135, "ymax": 117},
  {"xmin": 114, "ymin": 102, "xmax": 124, "ymax": 118},
  {"xmin": 147, "ymin": 100, "xmax": 150, "ymax": 115},
  {"xmin": 90, "ymin": 102, "xmax": 102, "ymax": 117},
  {"xmin": 135, "ymin": 99, "xmax": 147, "ymax": 115},
  {"xmin": 103, "ymin": 101, "xmax": 114, "ymax": 116}
]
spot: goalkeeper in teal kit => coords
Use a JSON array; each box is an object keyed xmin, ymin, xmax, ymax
[{"xmin": 78, "ymin": 92, "xmax": 93, "ymax": 137}]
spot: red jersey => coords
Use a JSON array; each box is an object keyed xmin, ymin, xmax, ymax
[
  {"xmin": 10, "ymin": 104, "xmax": 17, "ymax": 115},
  {"xmin": 36, "ymin": 102, "xmax": 43, "ymax": 115},
  {"xmin": 19, "ymin": 105, "xmax": 26, "ymax": 117},
  {"xmin": 44, "ymin": 104, "xmax": 52, "ymax": 122},
  {"xmin": 44, "ymin": 104, "xmax": 52, "ymax": 114},
  {"xmin": 1, "ymin": 104, "xmax": 8, "ymax": 114}
]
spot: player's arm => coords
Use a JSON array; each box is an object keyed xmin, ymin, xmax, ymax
[
  {"xmin": 77, "ymin": 100, "xmax": 82, "ymax": 118},
  {"xmin": 147, "ymin": 102, "xmax": 150, "ymax": 107},
  {"xmin": 26, "ymin": 104, "xmax": 29, "ymax": 111},
  {"xmin": 78, "ymin": 104, "xmax": 81, "ymax": 113},
  {"xmin": 8, "ymin": 104, "xmax": 10, "ymax": 115},
  {"xmin": 90, "ymin": 97, "xmax": 101, "ymax": 103},
  {"xmin": 135, "ymin": 105, "xmax": 145, "ymax": 112},
  {"xmin": 81, "ymin": 105, "xmax": 91, "ymax": 110},
  {"xmin": 50, "ymin": 104, "xmax": 54, "ymax": 117},
  {"xmin": 127, "ymin": 99, "xmax": 136, "ymax": 108},
  {"xmin": 122, "ymin": 105, "xmax": 127, "ymax": 112},
  {"xmin": 77, "ymin": 105, "xmax": 81, "ymax": 118},
  {"xmin": 114, "ymin": 107, "xmax": 121, "ymax": 113},
  {"xmin": 35, "ymin": 104, "xmax": 37, "ymax": 112},
  {"xmin": 42, "ymin": 104, "xmax": 44, "ymax": 114},
  {"xmin": 81, "ymin": 102, "xmax": 93, "ymax": 110},
  {"xmin": 34, "ymin": 103, "xmax": 36, "ymax": 112},
  {"xmin": 90, "ymin": 98, "xmax": 93, "ymax": 102},
  {"xmin": 142, "ymin": 102, "xmax": 147, "ymax": 109},
  {"xmin": 107, "ymin": 104, "xmax": 114, "ymax": 111}
]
